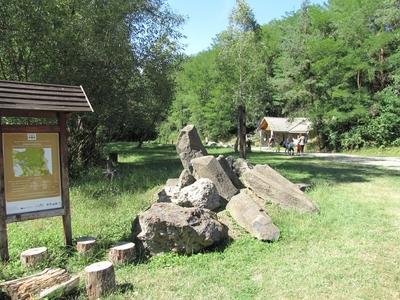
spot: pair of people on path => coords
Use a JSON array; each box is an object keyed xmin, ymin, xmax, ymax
[{"xmin": 283, "ymin": 134, "xmax": 306, "ymax": 156}]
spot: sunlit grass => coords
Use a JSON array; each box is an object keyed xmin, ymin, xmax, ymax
[{"xmin": 1, "ymin": 144, "xmax": 399, "ymax": 299}]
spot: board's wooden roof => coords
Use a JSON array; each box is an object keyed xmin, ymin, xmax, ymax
[{"xmin": 0, "ymin": 80, "xmax": 93, "ymax": 112}]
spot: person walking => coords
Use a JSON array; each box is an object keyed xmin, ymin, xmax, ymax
[
  {"xmin": 295, "ymin": 135, "xmax": 301, "ymax": 155},
  {"xmin": 299, "ymin": 134, "xmax": 306, "ymax": 155},
  {"xmin": 287, "ymin": 137, "xmax": 295, "ymax": 156}
]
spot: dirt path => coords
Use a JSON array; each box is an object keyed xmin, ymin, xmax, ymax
[{"xmin": 304, "ymin": 153, "xmax": 400, "ymax": 171}]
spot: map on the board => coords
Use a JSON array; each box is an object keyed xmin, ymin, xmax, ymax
[{"xmin": 12, "ymin": 148, "xmax": 53, "ymax": 177}]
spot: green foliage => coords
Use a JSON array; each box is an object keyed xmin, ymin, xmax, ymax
[
  {"xmin": 162, "ymin": 0, "xmax": 400, "ymax": 151},
  {"xmin": 0, "ymin": 0, "xmax": 184, "ymax": 169}
]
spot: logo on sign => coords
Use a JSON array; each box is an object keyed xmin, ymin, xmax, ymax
[{"xmin": 27, "ymin": 133, "xmax": 37, "ymax": 141}]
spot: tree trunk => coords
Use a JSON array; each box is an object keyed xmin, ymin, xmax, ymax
[
  {"xmin": 0, "ymin": 268, "xmax": 71, "ymax": 300},
  {"xmin": 38, "ymin": 275, "xmax": 80, "ymax": 299},
  {"xmin": 234, "ymin": 137, "xmax": 239, "ymax": 153},
  {"xmin": 238, "ymin": 105, "xmax": 246, "ymax": 159},
  {"xmin": 380, "ymin": 47, "xmax": 385, "ymax": 88}
]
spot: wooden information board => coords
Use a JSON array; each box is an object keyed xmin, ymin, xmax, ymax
[{"xmin": 0, "ymin": 79, "xmax": 93, "ymax": 262}]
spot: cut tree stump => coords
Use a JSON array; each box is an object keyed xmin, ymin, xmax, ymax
[
  {"xmin": 85, "ymin": 261, "xmax": 116, "ymax": 300},
  {"xmin": 20, "ymin": 247, "xmax": 48, "ymax": 267},
  {"xmin": 38, "ymin": 275, "xmax": 80, "ymax": 299},
  {"xmin": 0, "ymin": 268, "xmax": 70, "ymax": 300},
  {"xmin": 76, "ymin": 236, "xmax": 96, "ymax": 253},
  {"xmin": 108, "ymin": 242, "xmax": 136, "ymax": 264}
]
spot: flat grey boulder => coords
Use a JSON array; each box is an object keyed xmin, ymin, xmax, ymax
[
  {"xmin": 191, "ymin": 156, "xmax": 238, "ymax": 200},
  {"xmin": 135, "ymin": 203, "xmax": 228, "ymax": 255},
  {"xmin": 232, "ymin": 158, "xmax": 254, "ymax": 177},
  {"xmin": 217, "ymin": 155, "xmax": 244, "ymax": 189},
  {"xmin": 178, "ymin": 169, "xmax": 196, "ymax": 189},
  {"xmin": 226, "ymin": 190, "xmax": 280, "ymax": 241},
  {"xmin": 174, "ymin": 178, "xmax": 221, "ymax": 210},
  {"xmin": 176, "ymin": 125, "xmax": 208, "ymax": 171},
  {"xmin": 241, "ymin": 164, "xmax": 319, "ymax": 213}
]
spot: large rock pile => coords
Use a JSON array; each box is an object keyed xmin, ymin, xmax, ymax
[{"xmin": 133, "ymin": 125, "xmax": 319, "ymax": 256}]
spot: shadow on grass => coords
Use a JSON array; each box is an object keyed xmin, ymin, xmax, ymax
[
  {"xmin": 74, "ymin": 144, "xmax": 398, "ymax": 204},
  {"xmin": 220, "ymin": 150, "xmax": 399, "ymax": 185}
]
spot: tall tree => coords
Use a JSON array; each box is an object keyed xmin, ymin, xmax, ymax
[{"xmin": 216, "ymin": 0, "xmax": 263, "ymax": 158}]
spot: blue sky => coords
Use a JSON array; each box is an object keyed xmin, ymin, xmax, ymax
[{"xmin": 167, "ymin": 0, "xmax": 327, "ymax": 55}]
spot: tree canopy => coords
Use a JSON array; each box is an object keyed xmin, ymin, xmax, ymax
[
  {"xmin": 0, "ymin": 0, "xmax": 184, "ymax": 170},
  {"xmin": 161, "ymin": 0, "xmax": 400, "ymax": 151}
]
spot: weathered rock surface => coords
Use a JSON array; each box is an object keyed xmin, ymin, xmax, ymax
[
  {"xmin": 191, "ymin": 156, "xmax": 238, "ymax": 200},
  {"xmin": 241, "ymin": 164, "xmax": 319, "ymax": 213},
  {"xmin": 154, "ymin": 178, "xmax": 180, "ymax": 203},
  {"xmin": 135, "ymin": 203, "xmax": 228, "ymax": 255},
  {"xmin": 176, "ymin": 125, "xmax": 208, "ymax": 171},
  {"xmin": 232, "ymin": 158, "xmax": 253, "ymax": 177},
  {"xmin": 217, "ymin": 155, "xmax": 243, "ymax": 189},
  {"xmin": 155, "ymin": 188, "xmax": 170, "ymax": 203},
  {"xmin": 164, "ymin": 178, "xmax": 180, "ymax": 198},
  {"xmin": 178, "ymin": 169, "xmax": 196, "ymax": 189},
  {"xmin": 217, "ymin": 210, "xmax": 242, "ymax": 240},
  {"xmin": 173, "ymin": 178, "xmax": 221, "ymax": 210},
  {"xmin": 226, "ymin": 190, "xmax": 280, "ymax": 241}
]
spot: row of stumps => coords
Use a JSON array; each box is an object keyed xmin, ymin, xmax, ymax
[{"xmin": 3, "ymin": 238, "xmax": 135, "ymax": 300}]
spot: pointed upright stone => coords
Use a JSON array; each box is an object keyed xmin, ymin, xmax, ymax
[{"xmin": 176, "ymin": 125, "xmax": 208, "ymax": 171}]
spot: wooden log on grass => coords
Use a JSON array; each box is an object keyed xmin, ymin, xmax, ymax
[
  {"xmin": 108, "ymin": 242, "xmax": 135, "ymax": 264},
  {"xmin": 85, "ymin": 261, "xmax": 116, "ymax": 300},
  {"xmin": 20, "ymin": 247, "xmax": 47, "ymax": 267},
  {"xmin": 76, "ymin": 236, "xmax": 96, "ymax": 253},
  {"xmin": 0, "ymin": 268, "xmax": 70, "ymax": 300},
  {"xmin": 38, "ymin": 275, "xmax": 80, "ymax": 299}
]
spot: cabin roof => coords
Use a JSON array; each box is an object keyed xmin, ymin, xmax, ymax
[
  {"xmin": 0, "ymin": 80, "xmax": 93, "ymax": 113},
  {"xmin": 258, "ymin": 117, "xmax": 312, "ymax": 133}
]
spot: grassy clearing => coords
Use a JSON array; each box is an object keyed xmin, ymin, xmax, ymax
[{"xmin": 1, "ymin": 143, "xmax": 400, "ymax": 299}]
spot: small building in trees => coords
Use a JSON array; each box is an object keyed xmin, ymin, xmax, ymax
[{"xmin": 257, "ymin": 117, "xmax": 312, "ymax": 147}]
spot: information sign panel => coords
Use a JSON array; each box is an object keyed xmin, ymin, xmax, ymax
[{"xmin": 2, "ymin": 133, "xmax": 62, "ymax": 215}]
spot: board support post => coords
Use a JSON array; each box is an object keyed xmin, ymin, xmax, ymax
[
  {"xmin": 0, "ymin": 117, "xmax": 9, "ymax": 262},
  {"xmin": 58, "ymin": 113, "xmax": 72, "ymax": 247}
]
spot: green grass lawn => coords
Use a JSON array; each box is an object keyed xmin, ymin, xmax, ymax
[{"xmin": 1, "ymin": 143, "xmax": 400, "ymax": 299}]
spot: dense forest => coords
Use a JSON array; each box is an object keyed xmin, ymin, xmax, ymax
[
  {"xmin": 0, "ymin": 0, "xmax": 184, "ymax": 170},
  {"xmin": 1, "ymin": 0, "xmax": 399, "ymax": 168},
  {"xmin": 160, "ymin": 0, "xmax": 400, "ymax": 152}
]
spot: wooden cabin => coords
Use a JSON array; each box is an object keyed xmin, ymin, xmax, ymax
[{"xmin": 257, "ymin": 117, "xmax": 312, "ymax": 147}]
